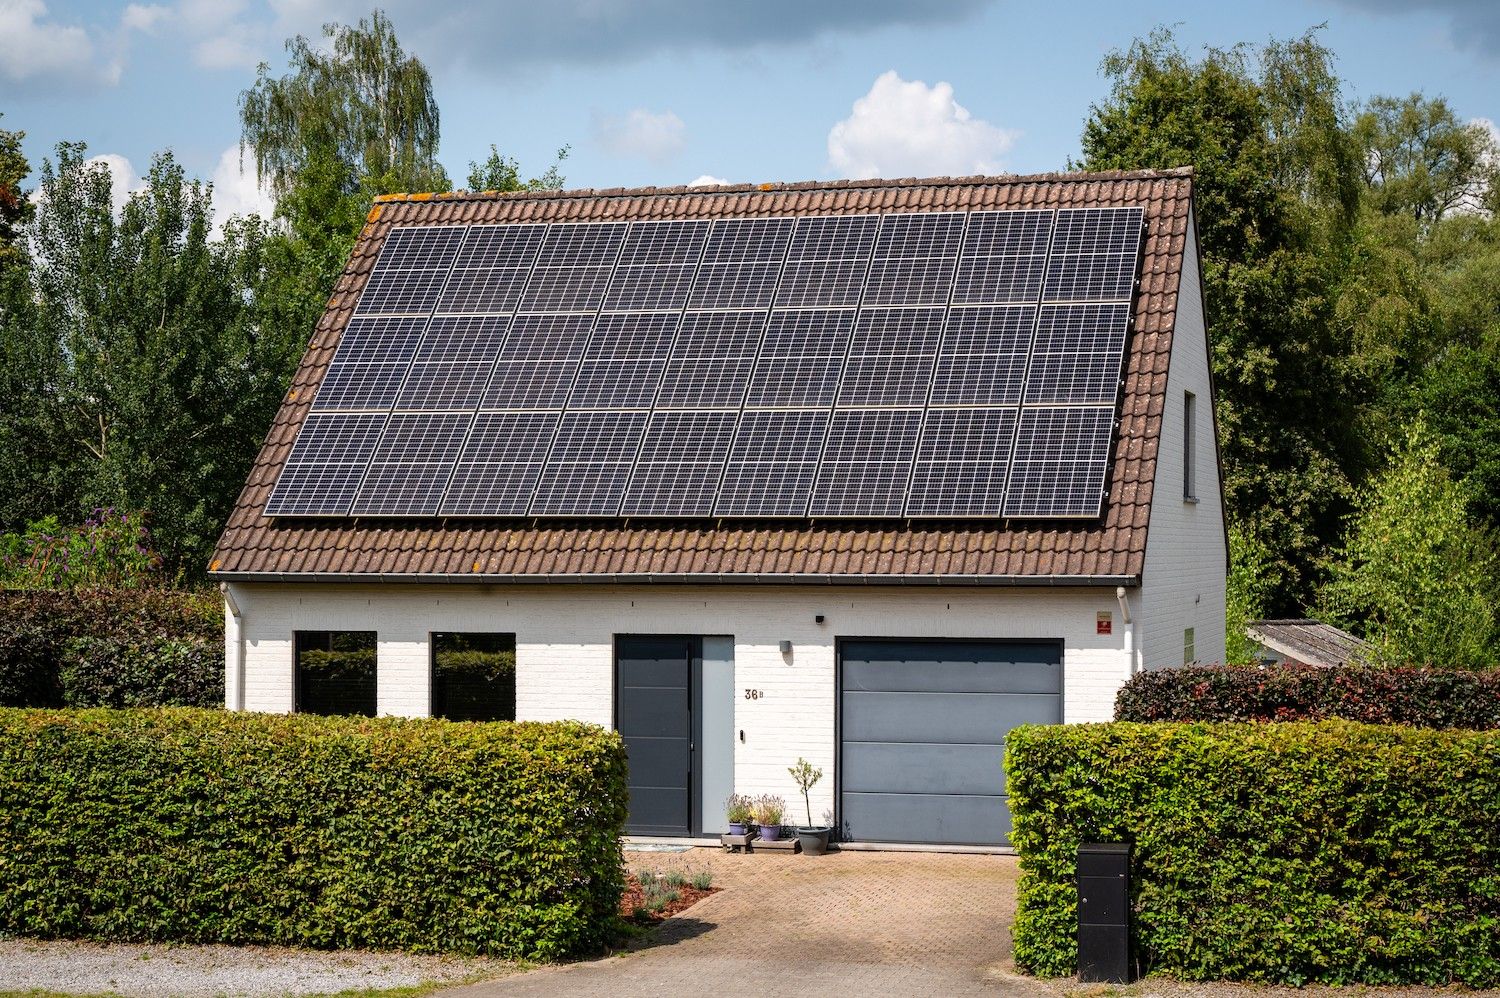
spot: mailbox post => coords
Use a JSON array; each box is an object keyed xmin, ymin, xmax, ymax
[{"xmin": 1077, "ymin": 842, "xmax": 1132, "ymax": 983}]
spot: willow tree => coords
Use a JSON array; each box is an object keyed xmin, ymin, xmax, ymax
[{"xmin": 239, "ymin": 9, "xmax": 447, "ymax": 200}]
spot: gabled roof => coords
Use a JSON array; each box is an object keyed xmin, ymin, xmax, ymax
[
  {"xmin": 1246, "ymin": 619, "xmax": 1375, "ymax": 668},
  {"xmin": 210, "ymin": 167, "xmax": 1195, "ymax": 585}
]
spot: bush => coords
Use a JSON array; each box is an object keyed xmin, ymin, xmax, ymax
[
  {"xmin": 0, "ymin": 708, "xmax": 629, "ymax": 959},
  {"xmin": 0, "ymin": 587, "xmax": 222, "ymax": 708},
  {"xmin": 1115, "ymin": 663, "xmax": 1500, "ymax": 729},
  {"xmin": 1006, "ymin": 721, "xmax": 1500, "ymax": 987}
]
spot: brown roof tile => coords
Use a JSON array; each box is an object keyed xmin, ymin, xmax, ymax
[{"xmin": 211, "ymin": 168, "xmax": 1195, "ymax": 585}]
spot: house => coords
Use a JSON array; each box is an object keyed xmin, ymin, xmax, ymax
[
  {"xmin": 210, "ymin": 168, "xmax": 1226, "ymax": 848},
  {"xmin": 1246, "ymin": 618, "xmax": 1373, "ymax": 668}
]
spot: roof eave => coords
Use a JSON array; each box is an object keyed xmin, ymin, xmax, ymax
[{"xmin": 211, "ymin": 570, "xmax": 1142, "ymax": 588}]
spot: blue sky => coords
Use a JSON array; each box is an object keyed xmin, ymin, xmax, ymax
[{"xmin": 4, "ymin": 0, "xmax": 1500, "ymax": 221}]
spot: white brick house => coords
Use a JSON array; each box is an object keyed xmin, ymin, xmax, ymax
[{"xmin": 212, "ymin": 169, "xmax": 1225, "ymax": 847}]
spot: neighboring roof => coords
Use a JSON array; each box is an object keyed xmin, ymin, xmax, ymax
[
  {"xmin": 210, "ymin": 168, "xmax": 1196, "ymax": 585},
  {"xmin": 1246, "ymin": 619, "xmax": 1375, "ymax": 668}
]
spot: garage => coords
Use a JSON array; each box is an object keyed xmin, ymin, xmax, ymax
[{"xmin": 838, "ymin": 639, "xmax": 1063, "ymax": 846}]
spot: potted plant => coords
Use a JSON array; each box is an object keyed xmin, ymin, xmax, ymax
[
  {"xmin": 789, "ymin": 758, "xmax": 831, "ymax": 855},
  {"xmin": 754, "ymin": 794, "xmax": 785, "ymax": 842},
  {"xmin": 725, "ymin": 794, "xmax": 754, "ymax": 836}
]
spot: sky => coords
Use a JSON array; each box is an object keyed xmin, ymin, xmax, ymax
[{"xmin": 4, "ymin": 0, "xmax": 1500, "ymax": 223}]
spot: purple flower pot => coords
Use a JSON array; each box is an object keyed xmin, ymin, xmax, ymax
[
  {"xmin": 728, "ymin": 822, "xmax": 747, "ymax": 836},
  {"xmin": 758, "ymin": 823, "xmax": 782, "ymax": 842}
]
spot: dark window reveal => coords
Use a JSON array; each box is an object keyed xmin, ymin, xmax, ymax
[
  {"xmin": 294, "ymin": 630, "xmax": 377, "ymax": 716},
  {"xmin": 432, "ymin": 632, "xmax": 517, "ymax": 721}
]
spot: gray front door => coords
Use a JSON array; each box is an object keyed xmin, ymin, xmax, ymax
[
  {"xmin": 839, "ymin": 638, "xmax": 1062, "ymax": 846},
  {"xmin": 616, "ymin": 635, "xmax": 693, "ymax": 836}
]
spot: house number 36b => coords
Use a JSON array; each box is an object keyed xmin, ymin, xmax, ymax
[{"xmin": 743, "ymin": 689, "xmax": 765, "ymax": 700}]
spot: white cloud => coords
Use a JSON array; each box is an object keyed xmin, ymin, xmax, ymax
[
  {"xmin": 0, "ymin": 0, "xmax": 116, "ymax": 86},
  {"xmin": 211, "ymin": 144, "xmax": 276, "ymax": 230},
  {"xmin": 84, "ymin": 153, "xmax": 143, "ymax": 216},
  {"xmin": 194, "ymin": 32, "xmax": 260, "ymax": 69},
  {"xmin": 121, "ymin": 3, "xmax": 169, "ymax": 33},
  {"xmin": 826, "ymin": 70, "xmax": 1017, "ymax": 181},
  {"xmin": 688, "ymin": 174, "xmax": 730, "ymax": 187},
  {"xmin": 592, "ymin": 108, "xmax": 687, "ymax": 164}
]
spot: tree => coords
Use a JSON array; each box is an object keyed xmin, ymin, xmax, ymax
[
  {"xmin": 1077, "ymin": 28, "xmax": 1369, "ymax": 612},
  {"xmin": 1354, "ymin": 94, "xmax": 1500, "ymax": 224},
  {"xmin": 466, "ymin": 145, "xmax": 570, "ymax": 193},
  {"xmin": 0, "ymin": 113, "xmax": 30, "ymax": 274},
  {"xmin": 1319, "ymin": 421, "xmax": 1498, "ymax": 667},
  {"xmin": 0, "ymin": 143, "xmax": 304, "ymax": 577},
  {"xmin": 239, "ymin": 8, "xmax": 446, "ymax": 201}
]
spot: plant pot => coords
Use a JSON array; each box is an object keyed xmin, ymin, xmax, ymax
[
  {"xmin": 757, "ymin": 823, "xmax": 782, "ymax": 841},
  {"xmin": 797, "ymin": 826, "xmax": 831, "ymax": 856},
  {"xmin": 728, "ymin": 822, "xmax": 748, "ymax": 836}
]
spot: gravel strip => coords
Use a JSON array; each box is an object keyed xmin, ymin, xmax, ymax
[{"xmin": 0, "ymin": 937, "xmax": 512, "ymax": 997}]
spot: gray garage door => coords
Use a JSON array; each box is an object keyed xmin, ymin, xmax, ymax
[{"xmin": 839, "ymin": 639, "xmax": 1062, "ymax": 846}]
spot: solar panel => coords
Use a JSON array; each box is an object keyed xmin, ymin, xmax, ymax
[
  {"xmin": 270, "ymin": 204, "xmax": 1146, "ymax": 521},
  {"xmin": 444, "ymin": 411, "xmax": 567, "ymax": 513},
  {"xmin": 655, "ymin": 311, "xmax": 766, "ymax": 409},
  {"xmin": 906, "ymin": 407, "xmax": 1016, "ymax": 517},
  {"xmin": 620, "ymin": 410, "xmax": 739, "ymax": 516},
  {"xmin": 929, "ymin": 306, "xmax": 1033, "ymax": 406},
  {"xmin": 1003, "ymin": 406, "xmax": 1116, "ymax": 517},
  {"xmin": 836, "ymin": 307, "xmax": 946, "ymax": 407},
  {"xmin": 440, "ymin": 412, "xmax": 560, "ymax": 516},
  {"xmin": 715, "ymin": 410, "xmax": 829, "ymax": 517},
  {"xmin": 744, "ymin": 309, "xmax": 856, "ymax": 408},
  {"xmin": 263, "ymin": 412, "xmax": 388, "ymax": 516},
  {"xmin": 808, "ymin": 409, "xmax": 922, "ymax": 517},
  {"xmin": 350, "ymin": 412, "xmax": 472, "ymax": 516},
  {"xmin": 1022, "ymin": 303, "xmax": 1132, "ymax": 406},
  {"xmin": 528, "ymin": 410, "xmax": 648, "ymax": 516},
  {"xmin": 395, "ymin": 315, "xmax": 510, "ymax": 411}
]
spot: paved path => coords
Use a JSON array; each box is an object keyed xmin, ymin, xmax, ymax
[{"xmin": 444, "ymin": 847, "xmax": 1042, "ymax": 997}]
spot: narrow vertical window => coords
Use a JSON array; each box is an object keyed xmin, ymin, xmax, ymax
[
  {"xmin": 1183, "ymin": 390, "xmax": 1198, "ymax": 501},
  {"xmin": 1184, "ymin": 627, "xmax": 1196, "ymax": 665}
]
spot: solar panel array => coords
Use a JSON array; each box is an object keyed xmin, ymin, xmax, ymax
[{"xmin": 264, "ymin": 205, "xmax": 1144, "ymax": 520}]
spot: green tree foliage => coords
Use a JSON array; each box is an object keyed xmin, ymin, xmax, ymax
[
  {"xmin": 0, "ymin": 114, "xmax": 31, "ymax": 274},
  {"xmin": 0, "ymin": 145, "xmax": 305, "ymax": 576},
  {"xmin": 1354, "ymin": 94, "xmax": 1500, "ymax": 223},
  {"xmin": 1078, "ymin": 29, "xmax": 1368, "ymax": 611},
  {"xmin": 1319, "ymin": 422, "xmax": 1498, "ymax": 667},
  {"xmin": 466, "ymin": 144, "xmax": 571, "ymax": 193}
]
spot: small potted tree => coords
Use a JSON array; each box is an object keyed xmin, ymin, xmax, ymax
[
  {"xmin": 754, "ymin": 794, "xmax": 785, "ymax": 842},
  {"xmin": 789, "ymin": 758, "xmax": 831, "ymax": 855},
  {"xmin": 725, "ymin": 794, "xmax": 754, "ymax": 836}
]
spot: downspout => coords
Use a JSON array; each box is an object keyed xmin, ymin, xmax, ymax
[
  {"xmin": 220, "ymin": 582, "xmax": 245, "ymax": 711},
  {"xmin": 1115, "ymin": 586, "xmax": 1140, "ymax": 674}
]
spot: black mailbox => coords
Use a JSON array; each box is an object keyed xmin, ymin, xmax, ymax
[{"xmin": 1077, "ymin": 842, "xmax": 1131, "ymax": 983}]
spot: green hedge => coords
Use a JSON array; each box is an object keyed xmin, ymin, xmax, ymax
[
  {"xmin": 0, "ymin": 588, "xmax": 222, "ymax": 708},
  {"xmin": 1006, "ymin": 721, "xmax": 1500, "ymax": 987},
  {"xmin": 0, "ymin": 708, "xmax": 628, "ymax": 959},
  {"xmin": 1115, "ymin": 663, "xmax": 1500, "ymax": 729}
]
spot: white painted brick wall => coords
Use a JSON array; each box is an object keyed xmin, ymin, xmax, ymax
[
  {"xmin": 227, "ymin": 582, "xmax": 1133, "ymax": 823},
  {"xmin": 1138, "ymin": 212, "xmax": 1229, "ymax": 669}
]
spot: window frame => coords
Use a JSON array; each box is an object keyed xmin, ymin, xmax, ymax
[
  {"xmin": 429, "ymin": 631, "xmax": 518, "ymax": 722},
  {"xmin": 293, "ymin": 629, "xmax": 378, "ymax": 716},
  {"xmin": 1183, "ymin": 390, "xmax": 1198, "ymax": 502}
]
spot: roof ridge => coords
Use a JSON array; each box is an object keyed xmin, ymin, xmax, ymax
[{"xmin": 373, "ymin": 166, "xmax": 1196, "ymax": 206}]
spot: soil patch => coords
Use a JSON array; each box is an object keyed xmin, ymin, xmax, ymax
[{"xmin": 618, "ymin": 873, "xmax": 719, "ymax": 923}]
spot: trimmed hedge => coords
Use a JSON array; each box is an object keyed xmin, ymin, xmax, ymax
[
  {"xmin": 0, "ymin": 588, "xmax": 222, "ymax": 708},
  {"xmin": 1006, "ymin": 721, "xmax": 1500, "ymax": 987},
  {"xmin": 0, "ymin": 708, "xmax": 628, "ymax": 959},
  {"xmin": 1115, "ymin": 663, "xmax": 1500, "ymax": 729}
]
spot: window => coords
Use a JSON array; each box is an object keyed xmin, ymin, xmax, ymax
[
  {"xmin": 1183, "ymin": 390, "xmax": 1198, "ymax": 501},
  {"xmin": 1184, "ymin": 627, "xmax": 1196, "ymax": 665},
  {"xmin": 432, "ymin": 632, "xmax": 517, "ymax": 722},
  {"xmin": 294, "ymin": 631, "xmax": 377, "ymax": 715}
]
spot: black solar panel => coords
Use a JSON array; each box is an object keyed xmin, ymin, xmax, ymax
[
  {"xmin": 1003, "ymin": 406, "xmax": 1116, "ymax": 517},
  {"xmin": 529, "ymin": 410, "xmax": 648, "ymax": 516},
  {"xmin": 267, "ymin": 205, "xmax": 1147, "ymax": 521},
  {"xmin": 906, "ymin": 407, "xmax": 1016, "ymax": 517},
  {"xmin": 715, "ymin": 410, "xmax": 829, "ymax": 517},
  {"xmin": 350, "ymin": 412, "xmax": 472, "ymax": 516},
  {"xmin": 621, "ymin": 410, "xmax": 739, "ymax": 516},
  {"xmin": 808, "ymin": 409, "xmax": 922, "ymax": 517}
]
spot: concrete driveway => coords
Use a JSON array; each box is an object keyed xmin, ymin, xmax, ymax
[{"xmin": 444, "ymin": 846, "xmax": 1032, "ymax": 997}]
